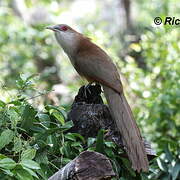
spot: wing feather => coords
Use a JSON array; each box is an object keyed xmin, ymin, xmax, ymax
[{"xmin": 74, "ymin": 44, "xmax": 123, "ymax": 94}]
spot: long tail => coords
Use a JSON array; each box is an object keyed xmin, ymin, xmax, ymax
[{"xmin": 103, "ymin": 85, "xmax": 149, "ymax": 172}]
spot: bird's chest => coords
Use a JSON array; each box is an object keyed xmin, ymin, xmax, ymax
[
  {"xmin": 68, "ymin": 56, "xmax": 95, "ymax": 83},
  {"xmin": 55, "ymin": 32, "xmax": 78, "ymax": 56},
  {"xmin": 68, "ymin": 55, "xmax": 77, "ymax": 68}
]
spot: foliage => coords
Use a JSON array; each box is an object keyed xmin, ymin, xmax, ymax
[
  {"xmin": 0, "ymin": 73, "xmax": 179, "ymax": 179},
  {"xmin": 0, "ymin": 76, "xmax": 135, "ymax": 179},
  {"xmin": 0, "ymin": 76, "xmax": 73, "ymax": 179},
  {"xmin": 140, "ymin": 26, "xmax": 180, "ymax": 180},
  {"xmin": 120, "ymin": 25, "xmax": 180, "ymax": 179}
]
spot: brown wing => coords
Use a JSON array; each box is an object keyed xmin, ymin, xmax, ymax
[{"xmin": 74, "ymin": 43, "xmax": 123, "ymax": 94}]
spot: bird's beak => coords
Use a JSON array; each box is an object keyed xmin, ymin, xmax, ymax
[{"xmin": 46, "ymin": 25, "xmax": 58, "ymax": 32}]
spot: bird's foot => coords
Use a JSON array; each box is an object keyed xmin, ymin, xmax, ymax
[{"xmin": 84, "ymin": 83, "xmax": 93, "ymax": 98}]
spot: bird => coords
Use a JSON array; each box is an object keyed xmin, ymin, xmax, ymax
[{"xmin": 46, "ymin": 24, "xmax": 149, "ymax": 172}]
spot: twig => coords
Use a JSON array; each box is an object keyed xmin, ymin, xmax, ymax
[{"xmin": 25, "ymin": 90, "xmax": 54, "ymax": 101}]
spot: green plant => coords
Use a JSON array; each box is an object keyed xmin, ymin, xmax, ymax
[
  {"xmin": 0, "ymin": 75, "xmax": 146, "ymax": 179},
  {"xmin": 0, "ymin": 75, "xmax": 76, "ymax": 179}
]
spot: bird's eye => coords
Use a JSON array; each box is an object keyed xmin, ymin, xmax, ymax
[{"xmin": 60, "ymin": 26, "xmax": 68, "ymax": 31}]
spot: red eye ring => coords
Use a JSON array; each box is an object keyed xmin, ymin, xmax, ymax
[{"xmin": 60, "ymin": 26, "xmax": 68, "ymax": 31}]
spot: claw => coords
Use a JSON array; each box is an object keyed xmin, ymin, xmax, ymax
[{"xmin": 84, "ymin": 83, "xmax": 93, "ymax": 98}]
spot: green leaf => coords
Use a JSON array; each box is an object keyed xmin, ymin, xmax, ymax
[
  {"xmin": 164, "ymin": 145, "xmax": 173, "ymax": 162},
  {"xmin": 36, "ymin": 168, "xmax": 48, "ymax": 180},
  {"xmin": 38, "ymin": 113, "xmax": 50, "ymax": 127},
  {"xmin": 87, "ymin": 137, "xmax": 96, "ymax": 147},
  {"xmin": 51, "ymin": 111, "xmax": 65, "ymax": 125},
  {"xmin": 16, "ymin": 76, "xmax": 25, "ymax": 89},
  {"xmin": 0, "ymin": 100, "xmax": 6, "ymax": 107},
  {"xmin": 20, "ymin": 160, "xmax": 40, "ymax": 170},
  {"xmin": 71, "ymin": 142, "xmax": 82, "ymax": 148},
  {"xmin": 8, "ymin": 108, "xmax": 20, "ymax": 128},
  {"xmin": 65, "ymin": 133, "xmax": 85, "ymax": 144},
  {"xmin": 61, "ymin": 158, "xmax": 71, "ymax": 165},
  {"xmin": 104, "ymin": 148, "xmax": 115, "ymax": 157},
  {"xmin": 61, "ymin": 142, "xmax": 71, "ymax": 157},
  {"xmin": 35, "ymin": 132, "xmax": 48, "ymax": 145},
  {"xmin": 172, "ymin": 161, "xmax": 180, "ymax": 180},
  {"xmin": 26, "ymin": 74, "xmax": 39, "ymax": 82},
  {"xmin": 120, "ymin": 157, "xmax": 136, "ymax": 177},
  {"xmin": 0, "ymin": 129, "xmax": 14, "ymax": 150},
  {"xmin": 119, "ymin": 178, "xmax": 126, "ymax": 180},
  {"xmin": 21, "ymin": 149, "xmax": 36, "ymax": 161},
  {"xmin": 157, "ymin": 158, "xmax": 168, "ymax": 172},
  {"xmin": 30, "ymin": 126, "xmax": 45, "ymax": 133},
  {"xmin": 59, "ymin": 120, "xmax": 73, "ymax": 130},
  {"xmin": 0, "ymin": 154, "xmax": 7, "ymax": 160},
  {"xmin": 70, "ymin": 133, "xmax": 85, "ymax": 143},
  {"xmin": 13, "ymin": 137, "xmax": 23, "ymax": 153},
  {"xmin": 87, "ymin": 147, "xmax": 96, "ymax": 151},
  {"xmin": 8, "ymin": 100, "xmax": 22, "ymax": 106},
  {"xmin": 22, "ymin": 167, "xmax": 39, "ymax": 179},
  {"xmin": 0, "ymin": 168, "xmax": 14, "ymax": 176},
  {"xmin": 95, "ymin": 129, "xmax": 105, "ymax": 153},
  {"xmin": 111, "ymin": 159, "xmax": 120, "ymax": 178},
  {"xmin": 15, "ymin": 169, "xmax": 34, "ymax": 180},
  {"xmin": 35, "ymin": 151, "xmax": 48, "ymax": 165},
  {"xmin": 35, "ymin": 121, "xmax": 73, "ymax": 143},
  {"xmin": 21, "ymin": 104, "xmax": 37, "ymax": 131},
  {"xmin": 45, "ymin": 105, "xmax": 67, "ymax": 123},
  {"xmin": 39, "ymin": 121, "xmax": 73, "ymax": 136},
  {"xmin": 0, "ymin": 158, "xmax": 16, "ymax": 170},
  {"xmin": 105, "ymin": 141, "xmax": 116, "ymax": 149},
  {"xmin": 65, "ymin": 133, "xmax": 76, "ymax": 141},
  {"xmin": 45, "ymin": 121, "xmax": 74, "ymax": 133}
]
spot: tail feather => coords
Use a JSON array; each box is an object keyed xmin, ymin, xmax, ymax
[{"xmin": 103, "ymin": 85, "xmax": 149, "ymax": 172}]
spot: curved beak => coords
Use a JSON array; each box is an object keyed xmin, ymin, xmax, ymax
[{"xmin": 46, "ymin": 25, "xmax": 59, "ymax": 32}]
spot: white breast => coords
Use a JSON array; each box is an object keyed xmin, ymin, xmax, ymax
[
  {"xmin": 55, "ymin": 31, "xmax": 80, "ymax": 66},
  {"xmin": 55, "ymin": 31, "xmax": 79, "ymax": 55}
]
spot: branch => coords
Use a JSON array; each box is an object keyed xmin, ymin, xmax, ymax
[{"xmin": 48, "ymin": 151, "xmax": 116, "ymax": 180}]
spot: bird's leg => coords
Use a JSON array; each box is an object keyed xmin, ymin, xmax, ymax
[
  {"xmin": 95, "ymin": 82, "xmax": 103, "ymax": 92},
  {"xmin": 84, "ymin": 82, "xmax": 94, "ymax": 98}
]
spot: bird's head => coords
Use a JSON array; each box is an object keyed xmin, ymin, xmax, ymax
[
  {"xmin": 46, "ymin": 24, "xmax": 76, "ymax": 33},
  {"xmin": 46, "ymin": 24, "xmax": 80, "ymax": 54}
]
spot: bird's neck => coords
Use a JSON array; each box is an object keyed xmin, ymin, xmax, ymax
[
  {"xmin": 55, "ymin": 31, "xmax": 81, "ymax": 56},
  {"xmin": 55, "ymin": 32, "xmax": 94, "ymax": 66}
]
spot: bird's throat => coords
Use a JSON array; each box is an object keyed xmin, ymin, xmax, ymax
[{"xmin": 55, "ymin": 31, "xmax": 80, "ymax": 56}]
